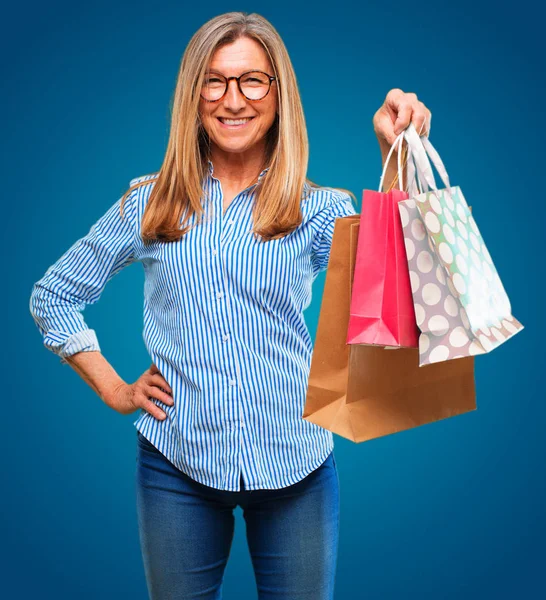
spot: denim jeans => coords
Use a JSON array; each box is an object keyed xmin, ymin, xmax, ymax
[{"xmin": 135, "ymin": 430, "xmax": 340, "ymax": 600}]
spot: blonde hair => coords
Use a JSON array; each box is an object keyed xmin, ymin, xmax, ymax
[{"xmin": 121, "ymin": 11, "xmax": 356, "ymax": 243}]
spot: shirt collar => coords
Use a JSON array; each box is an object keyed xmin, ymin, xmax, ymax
[{"xmin": 207, "ymin": 159, "xmax": 270, "ymax": 184}]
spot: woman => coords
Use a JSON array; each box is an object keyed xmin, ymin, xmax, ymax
[{"xmin": 30, "ymin": 11, "xmax": 431, "ymax": 600}]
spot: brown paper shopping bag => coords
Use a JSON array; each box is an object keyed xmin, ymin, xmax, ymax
[{"xmin": 303, "ymin": 214, "xmax": 477, "ymax": 442}]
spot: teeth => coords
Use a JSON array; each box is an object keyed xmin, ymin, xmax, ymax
[{"xmin": 219, "ymin": 118, "xmax": 252, "ymax": 125}]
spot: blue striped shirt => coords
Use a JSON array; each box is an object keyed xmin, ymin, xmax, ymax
[{"xmin": 30, "ymin": 160, "xmax": 357, "ymax": 491}]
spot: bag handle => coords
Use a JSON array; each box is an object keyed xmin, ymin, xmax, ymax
[
  {"xmin": 377, "ymin": 123, "xmax": 451, "ymax": 199},
  {"xmin": 405, "ymin": 143, "xmax": 425, "ymax": 197},
  {"xmin": 378, "ymin": 125, "xmax": 430, "ymax": 197},
  {"xmin": 378, "ymin": 132, "xmax": 406, "ymax": 192},
  {"xmin": 403, "ymin": 123, "xmax": 454, "ymax": 199}
]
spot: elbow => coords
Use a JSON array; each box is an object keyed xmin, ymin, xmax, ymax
[{"xmin": 29, "ymin": 282, "xmax": 44, "ymax": 323}]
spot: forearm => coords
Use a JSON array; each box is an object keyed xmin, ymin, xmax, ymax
[
  {"xmin": 64, "ymin": 350, "xmax": 126, "ymax": 406},
  {"xmin": 378, "ymin": 137, "xmax": 407, "ymax": 192}
]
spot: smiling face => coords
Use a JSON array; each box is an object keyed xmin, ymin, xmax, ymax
[{"xmin": 198, "ymin": 37, "xmax": 278, "ymax": 162}]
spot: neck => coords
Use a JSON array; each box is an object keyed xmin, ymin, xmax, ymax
[{"xmin": 208, "ymin": 146, "xmax": 268, "ymax": 187}]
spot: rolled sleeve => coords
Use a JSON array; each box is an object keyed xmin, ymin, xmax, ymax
[
  {"xmin": 310, "ymin": 191, "xmax": 357, "ymax": 277},
  {"xmin": 58, "ymin": 329, "xmax": 101, "ymax": 365},
  {"xmin": 29, "ymin": 188, "xmax": 138, "ymax": 364}
]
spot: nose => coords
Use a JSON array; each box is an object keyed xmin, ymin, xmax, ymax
[{"xmin": 222, "ymin": 79, "xmax": 247, "ymax": 111}]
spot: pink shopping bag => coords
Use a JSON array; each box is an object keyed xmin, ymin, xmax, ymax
[{"xmin": 346, "ymin": 136, "xmax": 419, "ymax": 348}]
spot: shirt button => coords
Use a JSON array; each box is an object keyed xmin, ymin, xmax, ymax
[
  {"xmin": 222, "ymin": 334, "xmax": 229, "ymax": 342},
  {"xmin": 228, "ymin": 219, "xmax": 235, "ymax": 226},
  {"xmin": 216, "ymin": 291, "xmax": 223, "ymax": 299},
  {"xmin": 212, "ymin": 248, "xmax": 217, "ymax": 256},
  {"xmin": 229, "ymin": 378, "xmax": 236, "ymax": 386}
]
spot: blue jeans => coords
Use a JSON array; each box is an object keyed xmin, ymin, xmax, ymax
[{"xmin": 135, "ymin": 430, "xmax": 340, "ymax": 599}]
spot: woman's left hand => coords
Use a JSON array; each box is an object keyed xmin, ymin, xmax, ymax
[{"xmin": 373, "ymin": 88, "xmax": 432, "ymax": 149}]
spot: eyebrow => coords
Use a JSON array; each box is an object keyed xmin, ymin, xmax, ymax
[{"xmin": 207, "ymin": 68, "xmax": 261, "ymax": 76}]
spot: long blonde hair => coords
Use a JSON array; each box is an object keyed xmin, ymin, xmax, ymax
[{"xmin": 121, "ymin": 11, "xmax": 356, "ymax": 244}]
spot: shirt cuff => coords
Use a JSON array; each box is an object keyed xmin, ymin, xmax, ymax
[{"xmin": 58, "ymin": 329, "xmax": 101, "ymax": 365}]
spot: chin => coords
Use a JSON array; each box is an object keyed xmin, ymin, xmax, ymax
[
  {"xmin": 215, "ymin": 141, "xmax": 253, "ymax": 152},
  {"xmin": 222, "ymin": 148, "xmax": 251, "ymax": 155}
]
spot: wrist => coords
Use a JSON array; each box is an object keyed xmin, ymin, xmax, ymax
[{"xmin": 103, "ymin": 377, "xmax": 128, "ymax": 407}]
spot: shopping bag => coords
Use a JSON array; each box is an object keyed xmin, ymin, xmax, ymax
[
  {"xmin": 303, "ymin": 212, "xmax": 476, "ymax": 443},
  {"xmin": 397, "ymin": 123, "xmax": 524, "ymax": 366},
  {"xmin": 346, "ymin": 134, "xmax": 419, "ymax": 348}
]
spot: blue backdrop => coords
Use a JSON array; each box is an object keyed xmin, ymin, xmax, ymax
[{"xmin": 7, "ymin": 0, "xmax": 543, "ymax": 598}]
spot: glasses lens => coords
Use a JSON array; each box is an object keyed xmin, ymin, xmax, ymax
[
  {"xmin": 201, "ymin": 74, "xmax": 226, "ymax": 101},
  {"xmin": 201, "ymin": 72, "xmax": 271, "ymax": 101},
  {"xmin": 240, "ymin": 72, "xmax": 270, "ymax": 100}
]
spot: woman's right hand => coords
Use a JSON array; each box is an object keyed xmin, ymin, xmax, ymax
[{"xmin": 107, "ymin": 363, "xmax": 174, "ymax": 420}]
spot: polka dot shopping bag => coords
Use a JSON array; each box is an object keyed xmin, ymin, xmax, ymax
[{"xmin": 397, "ymin": 123, "xmax": 524, "ymax": 366}]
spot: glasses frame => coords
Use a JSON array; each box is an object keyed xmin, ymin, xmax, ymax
[{"xmin": 200, "ymin": 69, "xmax": 278, "ymax": 103}]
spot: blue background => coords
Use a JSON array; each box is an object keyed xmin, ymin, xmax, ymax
[{"xmin": 6, "ymin": 0, "xmax": 543, "ymax": 597}]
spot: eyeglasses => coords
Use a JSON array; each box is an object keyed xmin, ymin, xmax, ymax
[{"xmin": 200, "ymin": 70, "xmax": 278, "ymax": 102}]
